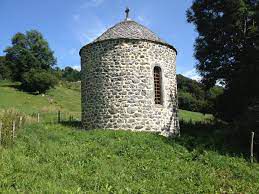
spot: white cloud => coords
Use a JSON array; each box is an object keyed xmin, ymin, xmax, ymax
[
  {"xmin": 182, "ymin": 69, "xmax": 225, "ymax": 87},
  {"xmin": 71, "ymin": 65, "xmax": 81, "ymax": 71},
  {"xmin": 80, "ymin": 0, "xmax": 104, "ymax": 8},
  {"xmin": 181, "ymin": 68, "xmax": 201, "ymax": 81}
]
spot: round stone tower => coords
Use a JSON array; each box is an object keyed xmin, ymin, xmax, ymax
[{"xmin": 80, "ymin": 10, "xmax": 179, "ymax": 136}]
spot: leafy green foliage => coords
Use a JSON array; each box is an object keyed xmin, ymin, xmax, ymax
[
  {"xmin": 3, "ymin": 30, "xmax": 57, "ymax": 93},
  {"xmin": 53, "ymin": 66, "xmax": 81, "ymax": 82},
  {"xmin": 0, "ymin": 56, "xmax": 11, "ymax": 80},
  {"xmin": 177, "ymin": 74, "xmax": 223, "ymax": 113},
  {"xmin": 61, "ymin": 66, "xmax": 81, "ymax": 82},
  {"xmin": 21, "ymin": 69, "xmax": 58, "ymax": 93},
  {"xmin": 4, "ymin": 30, "xmax": 56, "ymax": 82},
  {"xmin": 187, "ymin": 0, "xmax": 259, "ymax": 123}
]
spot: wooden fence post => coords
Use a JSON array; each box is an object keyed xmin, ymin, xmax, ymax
[
  {"xmin": 19, "ymin": 116, "xmax": 23, "ymax": 128},
  {"xmin": 251, "ymin": 131, "xmax": 255, "ymax": 163},
  {"xmin": 0, "ymin": 122, "xmax": 2, "ymax": 145},
  {"xmin": 12, "ymin": 121, "xmax": 16, "ymax": 139},
  {"xmin": 37, "ymin": 113, "xmax": 40, "ymax": 123},
  {"xmin": 58, "ymin": 111, "xmax": 61, "ymax": 123}
]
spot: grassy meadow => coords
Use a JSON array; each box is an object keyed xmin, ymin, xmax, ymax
[
  {"xmin": 0, "ymin": 80, "xmax": 81, "ymax": 114},
  {"xmin": 0, "ymin": 80, "xmax": 209, "ymax": 122},
  {"xmin": 0, "ymin": 80, "xmax": 259, "ymax": 193}
]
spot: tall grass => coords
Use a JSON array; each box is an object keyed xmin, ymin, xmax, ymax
[
  {"xmin": 0, "ymin": 109, "xmax": 36, "ymax": 147},
  {"xmin": 59, "ymin": 81, "xmax": 81, "ymax": 92},
  {"xmin": 1, "ymin": 123, "xmax": 258, "ymax": 193}
]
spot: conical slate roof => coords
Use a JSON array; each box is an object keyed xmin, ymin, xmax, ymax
[
  {"xmin": 82, "ymin": 19, "xmax": 176, "ymax": 52},
  {"xmin": 93, "ymin": 20, "xmax": 165, "ymax": 44}
]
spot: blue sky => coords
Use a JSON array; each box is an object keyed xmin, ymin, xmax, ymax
[{"xmin": 0, "ymin": 0, "xmax": 200, "ymax": 79}]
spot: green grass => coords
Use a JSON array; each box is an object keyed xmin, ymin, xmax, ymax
[
  {"xmin": 47, "ymin": 85, "xmax": 81, "ymax": 112},
  {"xmin": 179, "ymin": 109, "xmax": 213, "ymax": 122},
  {"xmin": 1, "ymin": 80, "xmax": 258, "ymax": 193},
  {"xmin": 0, "ymin": 80, "xmax": 211, "ymax": 124},
  {"xmin": 0, "ymin": 80, "xmax": 80, "ymax": 114},
  {"xmin": 0, "ymin": 80, "xmax": 209, "ymax": 122},
  {"xmin": 0, "ymin": 123, "xmax": 258, "ymax": 193}
]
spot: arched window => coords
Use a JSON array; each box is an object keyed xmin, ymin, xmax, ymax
[{"xmin": 154, "ymin": 66, "xmax": 162, "ymax": 105}]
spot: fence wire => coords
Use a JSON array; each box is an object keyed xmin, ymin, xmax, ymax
[{"xmin": 30, "ymin": 111, "xmax": 82, "ymax": 124}]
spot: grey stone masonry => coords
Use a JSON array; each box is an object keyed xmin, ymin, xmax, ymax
[
  {"xmin": 80, "ymin": 38, "xmax": 180, "ymax": 136},
  {"xmin": 80, "ymin": 17, "xmax": 179, "ymax": 136}
]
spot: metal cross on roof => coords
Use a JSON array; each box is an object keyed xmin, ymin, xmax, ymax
[{"xmin": 125, "ymin": 7, "xmax": 130, "ymax": 20}]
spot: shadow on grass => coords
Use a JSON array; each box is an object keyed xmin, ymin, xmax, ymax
[
  {"xmin": 164, "ymin": 120, "xmax": 258, "ymax": 160},
  {"xmin": 60, "ymin": 120, "xmax": 83, "ymax": 130},
  {"xmin": 0, "ymin": 82, "xmax": 41, "ymax": 95},
  {"xmin": 0, "ymin": 83, "xmax": 20, "ymax": 89},
  {"xmin": 59, "ymin": 118, "xmax": 258, "ymax": 161}
]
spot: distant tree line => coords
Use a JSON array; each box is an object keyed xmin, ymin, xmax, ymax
[
  {"xmin": 0, "ymin": 30, "xmax": 81, "ymax": 93},
  {"xmin": 54, "ymin": 66, "xmax": 81, "ymax": 82},
  {"xmin": 177, "ymin": 74, "xmax": 223, "ymax": 114}
]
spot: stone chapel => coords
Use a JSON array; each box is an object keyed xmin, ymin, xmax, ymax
[{"xmin": 80, "ymin": 8, "xmax": 179, "ymax": 136}]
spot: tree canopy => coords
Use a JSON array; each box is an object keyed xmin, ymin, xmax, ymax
[
  {"xmin": 0, "ymin": 56, "xmax": 11, "ymax": 80},
  {"xmin": 4, "ymin": 30, "xmax": 56, "ymax": 81},
  {"xmin": 62, "ymin": 67, "xmax": 81, "ymax": 82},
  {"xmin": 187, "ymin": 0, "xmax": 259, "ymax": 122},
  {"xmin": 2, "ymin": 30, "xmax": 57, "ymax": 93},
  {"xmin": 21, "ymin": 68, "xmax": 58, "ymax": 94},
  {"xmin": 177, "ymin": 74, "xmax": 223, "ymax": 114}
]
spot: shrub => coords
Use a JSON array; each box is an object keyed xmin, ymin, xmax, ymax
[
  {"xmin": 177, "ymin": 74, "xmax": 223, "ymax": 114},
  {"xmin": 21, "ymin": 69, "xmax": 58, "ymax": 93},
  {"xmin": 178, "ymin": 91, "xmax": 199, "ymax": 112}
]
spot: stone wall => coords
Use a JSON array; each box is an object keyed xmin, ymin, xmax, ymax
[{"xmin": 80, "ymin": 39, "xmax": 179, "ymax": 136}]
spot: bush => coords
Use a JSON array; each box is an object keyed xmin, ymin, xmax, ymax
[
  {"xmin": 177, "ymin": 74, "xmax": 223, "ymax": 114},
  {"xmin": 178, "ymin": 91, "xmax": 197, "ymax": 110},
  {"xmin": 21, "ymin": 69, "xmax": 58, "ymax": 93}
]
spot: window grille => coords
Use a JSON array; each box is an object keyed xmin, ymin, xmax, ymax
[{"xmin": 154, "ymin": 66, "xmax": 162, "ymax": 105}]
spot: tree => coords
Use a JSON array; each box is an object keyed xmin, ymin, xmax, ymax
[
  {"xmin": 177, "ymin": 74, "xmax": 205, "ymax": 100},
  {"xmin": 62, "ymin": 66, "xmax": 81, "ymax": 82},
  {"xmin": 177, "ymin": 74, "xmax": 223, "ymax": 113},
  {"xmin": 4, "ymin": 30, "xmax": 56, "ymax": 81},
  {"xmin": 187, "ymin": 0, "xmax": 258, "ymax": 122},
  {"xmin": 0, "ymin": 56, "xmax": 11, "ymax": 80},
  {"xmin": 21, "ymin": 69, "xmax": 58, "ymax": 93}
]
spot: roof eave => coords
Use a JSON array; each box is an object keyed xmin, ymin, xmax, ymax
[{"xmin": 79, "ymin": 38, "xmax": 177, "ymax": 56}]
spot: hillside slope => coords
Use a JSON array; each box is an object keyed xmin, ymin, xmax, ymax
[
  {"xmin": 0, "ymin": 81, "xmax": 80, "ymax": 113},
  {"xmin": 0, "ymin": 81, "xmax": 212, "ymax": 122},
  {"xmin": 0, "ymin": 81, "xmax": 258, "ymax": 193},
  {"xmin": 1, "ymin": 123, "xmax": 259, "ymax": 193}
]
